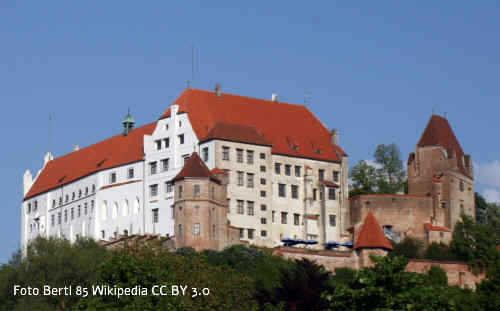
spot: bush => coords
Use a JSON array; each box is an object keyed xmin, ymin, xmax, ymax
[
  {"xmin": 390, "ymin": 237, "xmax": 424, "ymax": 259},
  {"xmin": 427, "ymin": 266, "xmax": 448, "ymax": 286},
  {"xmin": 424, "ymin": 242, "xmax": 456, "ymax": 261}
]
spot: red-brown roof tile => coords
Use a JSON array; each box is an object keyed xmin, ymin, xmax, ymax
[
  {"xmin": 354, "ymin": 210, "xmax": 393, "ymax": 250},
  {"xmin": 200, "ymin": 121, "xmax": 272, "ymax": 146},
  {"xmin": 171, "ymin": 152, "xmax": 219, "ymax": 183},
  {"xmin": 160, "ymin": 89, "xmax": 346, "ymax": 162},
  {"xmin": 417, "ymin": 114, "xmax": 471, "ymax": 178},
  {"xmin": 321, "ymin": 180, "xmax": 340, "ymax": 188},
  {"xmin": 24, "ymin": 123, "xmax": 156, "ymax": 200},
  {"xmin": 424, "ymin": 223, "xmax": 451, "ymax": 232}
]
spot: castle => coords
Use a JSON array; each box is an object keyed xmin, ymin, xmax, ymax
[{"xmin": 21, "ymin": 88, "xmax": 473, "ymax": 254}]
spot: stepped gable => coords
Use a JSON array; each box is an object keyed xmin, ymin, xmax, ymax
[
  {"xmin": 200, "ymin": 121, "xmax": 272, "ymax": 146},
  {"xmin": 24, "ymin": 122, "xmax": 156, "ymax": 200},
  {"xmin": 160, "ymin": 89, "xmax": 347, "ymax": 162},
  {"xmin": 417, "ymin": 114, "xmax": 470, "ymax": 177},
  {"xmin": 354, "ymin": 210, "xmax": 393, "ymax": 250},
  {"xmin": 171, "ymin": 152, "xmax": 219, "ymax": 183}
]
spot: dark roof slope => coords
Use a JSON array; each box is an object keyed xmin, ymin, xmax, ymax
[
  {"xmin": 354, "ymin": 211, "xmax": 393, "ymax": 250},
  {"xmin": 171, "ymin": 152, "xmax": 219, "ymax": 183},
  {"xmin": 200, "ymin": 121, "xmax": 272, "ymax": 146},
  {"xmin": 160, "ymin": 89, "xmax": 346, "ymax": 162},
  {"xmin": 25, "ymin": 123, "xmax": 156, "ymax": 200}
]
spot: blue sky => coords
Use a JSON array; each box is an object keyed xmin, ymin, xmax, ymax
[{"xmin": 1, "ymin": 1, "xmax": 500, "ymax": 263}]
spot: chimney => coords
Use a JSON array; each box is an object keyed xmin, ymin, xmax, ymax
[
  {"xmin": 73, "ymin": 145, "xmax": 80, "ymax": 152},
  {"xmin": 331, "ymin": 129, "xmax": 339, "ymax": 145},
  {"xmin": 215, "ymin": 83, "xmax": 222, "ymax": 98},
  {"xmin": 271, "ymin": 94, "xmax": 278, "ymax": 102}
]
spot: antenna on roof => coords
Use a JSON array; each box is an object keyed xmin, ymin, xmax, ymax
[{"xmin": 304, "ymin": 94, "xmax": 312, "ymax": 106}]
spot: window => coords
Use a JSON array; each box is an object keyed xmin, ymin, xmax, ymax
[
  {"xmin": 72, "ymin": 192, "xmax": 75, "ymax": 200},
  {"xmin": 247, "ymin": 201, "xmax": 254, "ymax": 215},
  {"xmin": 285, "ymin": 164, "xmax": 291, "ymax": 176},
  {"xmin": 291, "ymin": 185, "xmax": 299, "ymax": 199},
  {"xmin": 165, "ymin": 123, "xmax": 169, "ymax": 130},
  {"xmin": 155, "ymin": 140, "xmax": 162, "ymax": 150},
  {"xmin": 212, "ymin": 225, "xmax": 216, "ymax": 238},
  {"xmin": 295, "ymin": 166, "xmax": 301, "ymax": 177},
  {"xmin": 237, "ymin": 200, "xmax": 244, "ymax": 214},
  {"xmin": 150, "ymin": 184, "xmax": 158, "ymax": 198},
  {"xmin": 194, "ymin": 184, "xmax": 200, "ymax": 197},
  {"xmin": 459, "ymin": 181, "xmax": 464, "ymax": 192},
  {"xmin": 202, "ymin": 147, "xmax": 209, "ymax": 162},
  {"xmin": 128, "ymin": 167, "xmax": 134, "ymax": 179},
  {"xmin": 179, "ymin": 121, "xmax": 182, "ymax": 127},
  {"xmin": 441, "ymin": 201, "xmax": 446, "ymax": 208},
  {"xmin": 278, "ymin": 184, "xmax": 286, "ymax": 197},
  {"xmin": 319, "ymin": 169, "xmax": 325, "ymax": 181},
  {"xmin": 211, "ymin": 185, "xmax": 215, "ymax": 198},
  {"xmin": 194, "ymin": 223, "xmax": 200, "ymax": 236},
  {"xmin": 460, "ymin": 204, "xmax": 465, "ymax": 215},
  {"xmin": 333, "ymin": 171, "xmax": 339, "ymax": 182},
  {"xmin": 161, "ymin": 158, "xmax": 169, "ymax": 172},
  {"xmin": 149, "ymin": 162, "xmax": 157, "ymax": 175},
  {"xmin": 261, "ymin": 230, "xmax": 267, "ymax": 237},
  {"xmin": 328, "ymin": 188, "xmax": 336, "ymax": 200},
  {"xmin": 260, "ymin": 178, "xmax": 266, "ymax": 185},
  {"xmin": 59, "ymin": 197, "xmax": 62, "ymax": 206},
  {"xmin": 236, "ymin": 149, "xmax": 243, "ymax": 163},
  {"xmin": 313, "ymin": 189, "xmax": 317, "ymax": 201},
  {"xmin": 27, "ymin": 203, "xmax": 31, "ymax": 213},
  {"xmin": 237, "ymin": 171, "xmax": 244, "ymax": 186},
  {"xmin": 222, "ymin": 146, "xmax": 230, "ymax": 161},
  {"xmin": 84, "ymin": 202, "xmax": 88, "ymax": 215},
  {"xmin": 281, "ymin": 212, "xmax": 288, "ymax": 224},
  {"xmin": 77, "ymin": 206, "xmax": 81, "ymax": 218},
  {"xmin": 165, "ymin": 182, "xmax": 173, "ymax": 193},
  {"xmin": 178, "ymin": 185, "xmax": 183, "ymax": 198},
  {"xmin": 91, "ymin": 200, "xmax": 94, "ymax": 212},
  {"xmin": 52, "ymin": 200, "xmax": 56, "ymax": 208},
  {"xmin": 261, "ymin": 204, "xmax": 267, "ymax": 211},
  {"xmin": 164, "ymin": 138, "xmax": 170, "ymax": 148},
  {"xmin": 248, "ymin": 229, "xmax": 255, "ymax": 240},
  {"xmin": 70, "ymin": 208, "xmax": 74, "ymax": 219},
  {"xmin": 92, "ymin": 184, "xmax": 96, "ymax": 193},
  {"xmin": 260, "ymin": 190, "xmax": 266, "ymax": 197},
  {"xmin": 178, "ymin": 134, "xmax": 184, "ymax": 144},
  {"xmin": 239, "ymin": 228, "xmax": 244, "ymax": 239},
  {"xmin": 247, "ymin": 150, "xmax": 254, "ymax": 164},
  {"xmin": 101, "ymin": 230, "xmax": 105, "ymax": 239},
  {"xmin": 178, "ymin": 224, "xmax": 182, "ymax": 237},
  {"xmin": 78, "ymin": 190, "xmax": 82, "ymax": 198},
  {"xmin": 58, "ymin": 212, "xmax": 61, "ymax": 224},
  {"xmin": 261, "ymin": 218, "xmax": 267, "ymax": 224},
  {"xmin": 64, "ymin": 210, "xmax": 68, "ymax": 223},
  {"xmin": 247, "ymin": 173, "xmax": 254, "ymax": 188},
  {"xmin": 123, "ymin": 229, "xmax": 128, "ymax": 236},
  {"xmin": 440, "ymin": 232, "xmax": 444, "ymax": 238},
  {"xmin": 183, "ymin": 154, "xmax": 190, "ymax": 164},
  {"xmin": 275, "ymin": 163, "xmax": 281, "ymax": 174},
  {"xmin": 260, "ymin": 152, "xmax": 266, "ymax": 159},
  {"xmin": 329, "ymin": 215, "xmax": 336, "ymax": 227},
  {"xmin": 260, "ymin": 165, "xmax": 266, "ymax": 172},
  {"xmin": 152, "ymin": 208, "xmax": 159, "ymax": 223},
  {"xmin": 170, "ymin": 205, "xmax": 175, "ymax": 219},
  {"xmin": 320, "ymin": 190, "xmax": 324, "ymax": 200},
  {"xmin": 66, "ymin": 195, "xmax": 69, "ymax": 203},
  {"xmin": 85, "ymin": 187, "xmax": 89, "ymax": 195},
  {"xmin": 272, "ymin": 211, "xmax": 275, "ymax": 223},
  {"xmin": 294, "ymin": 213, "xmax": 300, "ymax": 226},
  {"xmin": 51, "ymin": 215, "xmax": 55, "ymax": 227}
]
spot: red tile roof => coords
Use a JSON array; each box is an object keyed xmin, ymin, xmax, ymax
[
  {"xmin": 210, "ymin": 168, "xmax": 228, "ymax": 175},
  {"xmin": 160, "ymin": 89, "xmax": 346, "ymax": 162},
  {"xmin": 24, "ymin": 123, "xmax": 156, "ymax": 200},
  {"xmin": 171, "ymin": 152, "xmax": 219, "ymax": 183},
  {"xmin": 200, "ymin": 121, "xmax": 272, "ymax": 146},
  {"xmin": 354, "ymin": 210, "xmax": 393, "ymax": 250},
  {"xmin": 417, "ymin": 114, "xmax": 471, "ymax": 178},
  {"xmin": 424, "ymin": 223, "xmax": 451, "ymax": 232},
  {"xmin": 321, "ymin": 180, "xmax": 340, "ymax": 188}
]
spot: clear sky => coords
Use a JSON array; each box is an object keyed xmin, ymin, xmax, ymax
[{"xmin": 1, "ymin": 1, "xmax": 500, "ymax": 263}]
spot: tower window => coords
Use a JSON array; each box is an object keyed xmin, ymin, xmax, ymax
[
  {"xmin": 194, "ymin": 184, "xmax": 200, "ymax": 197},
  {"xmin": 194, "ymin": 223, "xmax": 200, "ymax": 236},
  {"xmin": 333, "ymin": 171, "xmax": 339, "ymax": 182},
  {"xmin": 202, "ymin": 147, "xmax": 209, "ymax": 162}
]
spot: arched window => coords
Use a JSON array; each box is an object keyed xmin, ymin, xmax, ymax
[
  {"xmin": 178, "ymin": 224, "xmax": 183, "ymax": 237},
  {"xmin": 134, "ymin": 198, "xmax": 140, "ymax": 215},
  {"xmin": 102, "ymin": 201, "xmax": 108, "ymax": 220},
  {"xmin": 112, "ymin": 202, "xmax": 118, "ymax": 219},
  {"xmin": 123, "ymin": 199, "xmax": 129, "ymax": 217}
]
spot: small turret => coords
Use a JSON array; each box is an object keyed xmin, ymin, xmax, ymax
[{"xmin": 122, "ymin": 109, "xmax": 135, "ymax": 136}]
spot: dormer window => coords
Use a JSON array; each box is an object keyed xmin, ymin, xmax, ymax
[
  {"xmin": 155, "ymin": 140, "xmax": 162, "ymax": 150},
  {"xmin": 110, "ymin": 172, "xmax": 117, "ymax": 184},
  {"xmin": 165, "ymin": 123, "xmax": 169, "ymax": 130}
]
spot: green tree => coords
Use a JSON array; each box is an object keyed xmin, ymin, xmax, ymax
[
  {"xmin": 475, "ymin": 192, "xmax": 489, "ymax": 224},
  {"xmin": 390, "ymin": 237, "xmax": 424, "ymax": 259},
  {"xmin": 427, "ymin": 266, "xmax": 448, "ymax": 286},
  {"xmin": 374, "ymin": 143, "xmax": 406, "ymax": 194},
  {"xmin": 477, "ymin": 258, "xmax": 500, "ymax": 310},
  {"xmin": 423, "ymin": 242, "xmax": 456, "ymax": 261},
  {"xmin": 349, "ymin": 160, "xmax": 377, "ymax": 196}
]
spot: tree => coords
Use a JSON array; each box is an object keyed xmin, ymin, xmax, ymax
[
  {"xmin": 423, "ymin": 242, "xmax": 456, "ymax": 261},
  {"xmin": 349, "ymin": 160, "xmax": 377, "ymax": 196},
  {"xmin": 374, "ymin": 143, "xmax": 406, "ymax": 194},
  {"xmin": 475, "ymin": 192, "xmax": 489, "ymax": 224},
  {"xmin": 390, "ymin": 237, "xmax": 424, "ymax": 259}
]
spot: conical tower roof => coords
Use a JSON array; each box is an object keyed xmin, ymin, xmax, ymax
[
  {"xmin": 354, "ymin": 210, "xmax": 393, "ymax": 250},
  {"xmin": 171, "ymin": 152, "xmax": 219, "ymax": 183}
]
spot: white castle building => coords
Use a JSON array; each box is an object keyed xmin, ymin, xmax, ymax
[{"xmin": 21, "ymin": 88, "xmax": 349, "ymax": 249}]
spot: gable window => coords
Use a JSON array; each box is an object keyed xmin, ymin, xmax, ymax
[
  {"xmin": 281, "ymin": 212, "xmax": 288, "ymax": 224},
  {"xmin": 285, "ymin": 164, "xmax": 291, "ymax": 176},
  {"xmin": 236, "ymin": 149, "xmax": 243, "ymax": 163},
  {"xmin": 164, "ymin": 137, "xmax": 170, "ymax": 148},
  {"xmin": 275, "ymin": 163, "xmax": 281, "ymax": 174},
  {"xmin": 248, "ymin": 229, "xmax": 255, "ymax": 240},
  {"xmin": 319, "ymin": 169, "xmax": 325, "ymax": 181},
  {"xmin": 294, "ymin": 213, "xmax": 300, "ymax": 226},
  {"xmin": 161, "ymin": 158, "xmax": 169, "ymax": 172},
  {"xmin": 291, "ymin": 185, "xmax": 299, "ymax": 199},
  {"xmin": 328, "ymin": 188, "xmax": 336, "ymax": 200},
  {"xmin": 247, "ymin": 173, "xmax": 254, "ymax": 188},
  {"xmin": 247, "ymin": 201, "xmax": 254, "ymax": 216},
  {"xmin": 295, "ymin": 166, "xmax": 301, "ymax": 177},
  {"xmin": 333, "ymin": 171, "xmax": 339, "ymax": 182},
  {"xmin": 260, "ymin": 152, "xmax": 266, "ymax": 159},
  {"xmin": 155, "ymin": 140, "xmax": 162, "ymax": 150},
  {"xmin": 247, "ymin": 150, "xmax": 254, "ymax": 164},
  {"xmin": 178, "ymin": 134, "xmax": 184, "ymax": 144},
  {"xmin": 128, "ymin": 167, "xmax": 135, "ymax": 179},
  {"xmin": 194, "ymin": 184, "xmax": 200, "ymax": 197},
  {"xmin": 194, "ymin": 223, "xmax": 200, "ymax": 236},
  {"xmin": 329, "ymin": 215, "xmax": 336, "ymax": 227},
  {"xmin": 222, "ymin": 146, "xmax": 230, "ymax": 161},
  {"xmin": 149, "ymin": 162, "xmax": 157, "ymax": 175},
  {"xmin": 237, "ymin": 171, "xmax": 244, "ymax": 186},
  {"xmin": 150, "ymin": 184, "xmax": 158, "ymax": 198},
  {"xmin": 278, "ymin": 184, "xmax": 286, "ymax": 197},
  {"xmin": 237, "ymin": 200, "xmax": 244, "ymax": 214},
  {"xmin": 202, "ymin": 147, "xmax": 209, "ymax": 162},
  {"xmin": 152, "ymin": 208, "xmax": 159, "ymax": 223}
]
